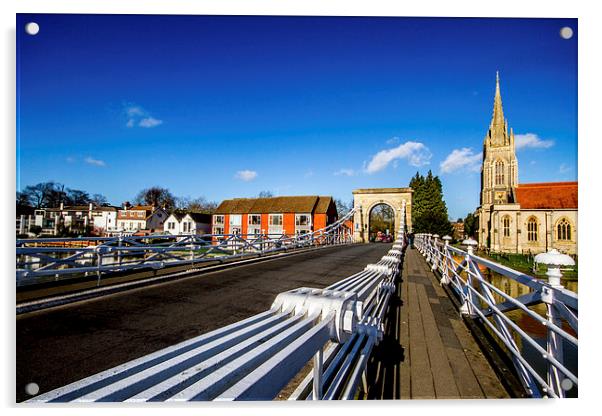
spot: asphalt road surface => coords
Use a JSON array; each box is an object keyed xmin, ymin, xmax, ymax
[{"xmin": 16, "ymin": 243, "xmax": 390, "ymax": 402}]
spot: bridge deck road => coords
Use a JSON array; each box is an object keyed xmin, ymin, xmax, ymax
[
  {"xmin": 365, "ymin": 247, "xmax": 510, "ymax": 399},
  {"xmin": 16, "ymin": 243, "xmax": 390, "ymax": 402}
]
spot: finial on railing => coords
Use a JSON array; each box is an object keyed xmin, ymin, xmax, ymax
[
  {"xmin": 462, "ymin": 238, "xmax": 478, "ymax": 255},
  {"xmin": 442, "ymin": 235, "xmax": 452, "ymax": 245},
  {"xmin": 534, "ymin": 249, "xmax": 575, "ymax": 287}
]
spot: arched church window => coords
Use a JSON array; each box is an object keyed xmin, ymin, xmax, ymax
[
  {"xmin": 502, "ymin": 216, "xmax": 511, "ymax": 237},
  {"xmin": 557, "ymin": 218, "xmax": 572, "ymax": 241},
  {"xmin": 527, "ymin": 217, "xmax": 538, "ymax": 242},
  {"xmin": 495, "ymin": 160, "xmax": 505, "ymax": 185}
]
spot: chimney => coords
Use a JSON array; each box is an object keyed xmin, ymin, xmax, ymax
[{"xmin": 60, "ymin": 202, "xmax": 64, "ymax": 211}]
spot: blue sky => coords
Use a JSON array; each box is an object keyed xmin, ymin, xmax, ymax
[{"xmin": 16, "ymin": 15, "xmax": 577, "ymax": 219}]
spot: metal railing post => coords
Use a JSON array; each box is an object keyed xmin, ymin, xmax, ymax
[
  {"xmin": 312, "ymin": 348, "xmax": 323, "ymax": 400},
  {"xmin": 440, "ymin": 235, "xmax": 452, "ymax": 284},
  {"xmin": 535, "ymin": 249, "xmax": 576, "ymax": 398},
  {"xmin": 431, "ymin": 234, "xmax": 440, "ymax": 271},
  {"xmin": 460, "ymin": 238, "xmax": 478, "ymax": 317}
]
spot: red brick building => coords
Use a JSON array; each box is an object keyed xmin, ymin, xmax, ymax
[{"xmin": 212, "ymin": 196, "xmax": 338, "ymax": 237}]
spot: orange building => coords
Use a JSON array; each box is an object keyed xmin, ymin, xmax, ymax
[{"xmin": 212, "ymin": 196, "xmax": 338, "ymax": 237}]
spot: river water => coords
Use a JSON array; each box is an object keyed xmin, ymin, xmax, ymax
[{"xmin": 479, "ymin": 266, "xmax": 578, "ymax": 397}]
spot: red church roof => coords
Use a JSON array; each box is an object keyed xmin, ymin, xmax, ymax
[{"xmin": 515, "ymin": 182, "xmax": 578, "ymax": 209}]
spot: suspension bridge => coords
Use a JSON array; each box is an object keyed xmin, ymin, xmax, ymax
[{"xmin": 16, "ymin": 202, "xmax": 578, "ymax": 402}]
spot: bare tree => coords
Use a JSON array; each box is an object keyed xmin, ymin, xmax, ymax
[
  {"xmin": 334, "ymin": 198, "xmax": 351, "ymax": 216},
  {"xmin": 21, "ymin": 182, "xmax": 58, "ymax": 208},
  {"xmin": 16, "ymin": 191, "xmax": 30, "ymax": 206},
  {"xmin": 66, "ymin": 189, "xmax": 91, "ymax": 205},
  {"xmin": 134, "ymin": 186, "xmax": 176, "ymax": 209},
  {"xmin": 176, "ymin": 196, "xmax": 218, "ymax": 214},
  {"xmin": 258, "ymin": 190, "xmax": 274, "ymax": 198},
  {"xmin": 91, "ymin": 193, "xmax": 109, "ymax": 206}
]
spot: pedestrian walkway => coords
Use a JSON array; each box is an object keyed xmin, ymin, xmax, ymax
[{"xmin": 365, "ymin": 247, "xmax": 509, "ymax": 399}]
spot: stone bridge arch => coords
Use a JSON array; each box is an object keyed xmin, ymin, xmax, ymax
[{"xmin": 352, "ymin": 188, "xmax": 413, "ymax": 243}]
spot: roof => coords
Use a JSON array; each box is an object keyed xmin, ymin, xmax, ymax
[
  {"xmin": 167, "ymin": 212, "xmax": 186, "ymax": 221},
  {"xmin": 16, "ymin": 204, "xmax": 35, "ymax": 216},
  {"xmin": 63, "ymin": 205, "xmax": 119, "ymax": 212},
  {"xmin": 215, "ymin": 196, "xmax": 335, "ymax": 215},
  {"xmin": 515, "ymin": 182, "xmax": 578, "ymax": 209},
  {"xmin": 129, "ymin": 205, "xmax": 154, "ymax": 212},
  {"xmin": 187, "ymin": 212, "xmax": 212, "ymax": 223}
]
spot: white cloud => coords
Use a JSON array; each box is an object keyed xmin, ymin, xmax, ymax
[
  {"xmin": 515, "ymin": 133, "xmax": 554, "ymax": 150},
  {"xmin": 364, "ymin": 141, "xmax": 431, "ymax": 174},
  {"xmin": 139, "ymin": 117, "xmax": 163, "ymax": 128},
  {"xmin": 440, "ymin": 148, "xmax": 482, "ymax": 174},
  {"xmin": 84, "ymin": 157, "xmax": 106, "ymax": 167},
  {"xmin": 334, "ymin": 168, "xmax": 355, "ymax": 177},
  {"xmin": 125, "ymin": 106, "xmax": 145, "ymax": 117},
  {"xmin": 304, "ymin": 170, "xmax": 314, "ymax": 178},
  {"xmin": 235, "ymin": 170, "xmax": 258, "ymax": 182},
  {"xmin": 66, "ymin": 157, "xmax": 75, "ymax": 163},
  {"xmin": 386, "ymin": 136, "xmax": 400, "ymax": 145},
  {"xmin": 559, "ymin": 163, "xmax": 571, "ymax": 174},
  {"xmin": 123, "ymin": 103, "xmax": 163, "ymax": 128}
]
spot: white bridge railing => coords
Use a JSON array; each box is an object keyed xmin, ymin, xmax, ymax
[
  {"xmin": 413, "ymin": 233, "xmax": 578, "ymax": 398},
  {"xmin": 26, "ymin": 205, "xmax": 408, "ymax": 402},
  {"xmin": 16, "ymin": 210, "xmax": 356, "ymax": 287}
]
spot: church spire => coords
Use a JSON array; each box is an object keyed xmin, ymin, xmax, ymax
[
  {"xmin": 488, "ymin": 71, "xmax": 508, "ymax": 146},
  {"xmin": 492, "ymin": 71, "xmax": 505, "ymax": 129}
]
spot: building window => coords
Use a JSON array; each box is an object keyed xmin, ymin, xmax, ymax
[
  {"xmin": 527, "ymin": 217, "xmax": 538, "ymax": 242},
  {"xmin": 168, "ymin": 222, "xmax": 175, "ymax": 230},
  {"xmin": 269, "ymin": 214, "xmax": 283, "ymax": 226},
  {"xmin": 229, "ymin": 214, "xmax": 242, "ymax": 226},
  {"xmin": 495, "ymin": 160, "xmax": 505, "ymax": 185},
  {"xmin": 214, "ymin": 215, "xmax": 224, "ymax": 225},
  {"xmin": 503, "ymin": 216, "xmax": 510, "ymax": 237},
  {"xmin": 557, "ymin": 218, "xmax": 572, "ymax": 241},
  {"xmin": 213, "ymin": 226, "xmax": 224, "ymax": 235},
  {"xmin": 295, "ymin": 214, "xmax": 311, "ymax": 226},
  {"xmin": 248, "ymin": 214, "xmax": 261, "ymax": 225}
]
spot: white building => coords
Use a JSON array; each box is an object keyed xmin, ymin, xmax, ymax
[
  {"xmin": 164, "ymin": 212, "xmax": 211, "ymax": 235},
  {"xmin": 115, "ymin": 204, "xmax": 168, "ymax": 234},
  {"xmin": 17, "ymin": 203, "xmax": 119, "ymax": 237}
]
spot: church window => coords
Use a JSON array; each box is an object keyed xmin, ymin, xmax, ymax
[
  {"xmin": 502, "ymin": 216, "xmax": 510, "ymax": 237},
  {"xmin": 527, "ymin": 217, "xmax": 538, "ymax": 242},
  {"xmin": 495, "ymin": 160, "xmax": 505, "ymax": 185},
  {"xmin": 557, "ymin": 218, "xmax": 572, "ymax": 241}
]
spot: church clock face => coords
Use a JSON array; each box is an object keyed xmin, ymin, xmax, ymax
[{"xmin": 495, "ymin": 191, "xmax": 505, "ymax": 201}]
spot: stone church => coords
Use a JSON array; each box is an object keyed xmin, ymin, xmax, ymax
[{"xmin": 475, "ymin": 73, "xmax": 577, "ymax": 255}]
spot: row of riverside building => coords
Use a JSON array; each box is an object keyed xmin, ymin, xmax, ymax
[{"xmin": 16, "ymin": 195, "xmax": 342, "ymax": 239}]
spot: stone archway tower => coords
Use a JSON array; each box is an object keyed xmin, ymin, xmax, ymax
[{"xmin": 352, "ymin": 188, "xmax": 413, "ymax": 243}]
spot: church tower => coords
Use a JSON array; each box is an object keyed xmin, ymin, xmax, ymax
[{"xmin": 480, "ymin": 72, "xmax": 518, "ymax": 205}]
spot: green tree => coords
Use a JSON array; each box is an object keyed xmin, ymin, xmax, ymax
[
  {"xmin": 463, "ymin": 212, "xmax": 479, "ymax": 238},
  {"xmin": 409, "ymin": 170, "xmax": 453, "ymax": 237}
]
